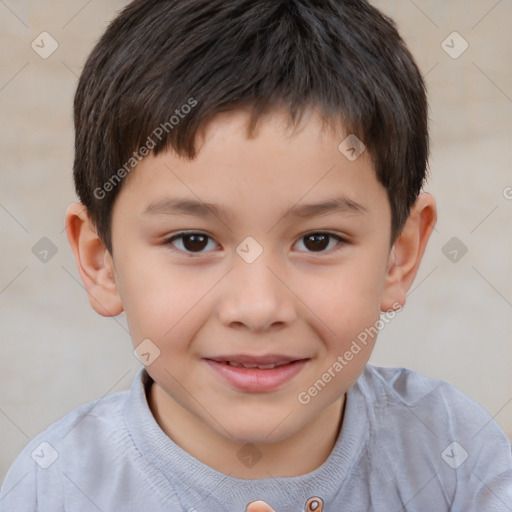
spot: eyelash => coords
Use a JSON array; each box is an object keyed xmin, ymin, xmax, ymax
[{"xmin": 164, "ymin": 231, "xmax": 347, "ymax": 256}]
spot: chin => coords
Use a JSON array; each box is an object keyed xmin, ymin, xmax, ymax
[{"xmin": 220, "ymin": 420, "xmax": 300, "ymax": 446}]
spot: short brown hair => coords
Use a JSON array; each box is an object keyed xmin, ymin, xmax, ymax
[{"xmin": 73, "ymin": 0, "xmax": 429, "ymax": 255}]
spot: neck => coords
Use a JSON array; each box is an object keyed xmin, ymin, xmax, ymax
[{"xmin": 148, "ymin": 382, "xmax": 346, "ymax": 479}]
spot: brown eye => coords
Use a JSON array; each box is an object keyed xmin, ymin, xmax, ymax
[
  {"xmin": 304, "ymin": 234, "xmax": 329, "ymax": 251},
  {"xmin": 167, "ymin": 232, "xmax": 217, "ymax": 253},
  {"xmin": 297, "ymin": 232, "xmax": 344, "ymax": 253},
  {"xmin": 182, "ymin": 234, "xmax": 208, "ymax": 251}
]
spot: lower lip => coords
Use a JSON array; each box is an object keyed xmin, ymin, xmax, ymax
[{"xmin": 204, "ymin": 359, "xmax": 308, "ymax": 392}]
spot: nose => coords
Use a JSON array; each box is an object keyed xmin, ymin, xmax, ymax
[{"xmin": 217, "ymin": 252, "xmax": 297, "ymax": 332}]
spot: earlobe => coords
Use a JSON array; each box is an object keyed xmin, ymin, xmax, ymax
[
  {"xmin": 380, "ymin": 193, "xmax": 437, "ymax": 311},
  {"xmin": 65, "ymin": 202, "xmax": 124, "ymax": 317}
]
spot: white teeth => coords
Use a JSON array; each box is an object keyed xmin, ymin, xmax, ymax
[{"xmin": 226, "ymin": 362, "xmax": 285, "ymax": 369}]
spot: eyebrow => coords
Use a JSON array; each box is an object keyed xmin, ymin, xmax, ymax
[{"xmin": 142, "ymin": 195, "xmax": 368, "ymax": 220}]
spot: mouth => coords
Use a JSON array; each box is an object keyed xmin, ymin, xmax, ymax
[
  {"xmin": 203, "ymin": 355, "xmax": 310, "ymax": 392},
  {"xmin": 205, "ymin": 354, "xmax": 307, "ymax": 368},
  {"xmin": 211, "ymin": 360, "xmax": 300, "ymax": 370}
]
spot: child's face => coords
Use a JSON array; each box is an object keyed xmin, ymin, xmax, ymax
[{"xmin": 108, "ymin": 108, "xmax": 396, "ymax": 444}]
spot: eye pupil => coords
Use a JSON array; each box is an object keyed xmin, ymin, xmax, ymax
[
  {"xmin": 183, "ymin": 234, "xmax": 208, "ymax": 252},
  {"xmin": 304, "ymin": 234, "xmax": 329, "ymax": 252}
]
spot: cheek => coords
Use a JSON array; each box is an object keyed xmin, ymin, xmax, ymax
[
  {"xmin": 296, "ymin": 255, "xmax": 386, "ymax": 391},
  {"xmin": 114, "ymin": 251, "xmax": 212, "ymax": 347},
  {"xmin": 301, "ymin": 255, "xmax": 386, "ymax": 334}
]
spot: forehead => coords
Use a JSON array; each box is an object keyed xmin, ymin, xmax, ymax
[
  {"xmin": 193, "ymin": 106, "xmax": 348, "ymax": 154},
  {"xmin": 116, "ymin": 107, "xmax": 387, "ymax": 223}
]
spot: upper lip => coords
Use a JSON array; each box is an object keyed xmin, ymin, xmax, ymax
[{"xmin": 205, "ymin": 354, "xmax": 308, "ymax": 365}]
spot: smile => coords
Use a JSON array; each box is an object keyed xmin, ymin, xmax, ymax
[
  {"xmin": 223, "ymin": 361, "xmax": 290, "ymax": 369},
  {"xmin": 204, "ymin": 358, "xmax": 309, "ymax": 392}
]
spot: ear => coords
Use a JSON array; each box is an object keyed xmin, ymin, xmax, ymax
[
  {"xmin": 64, "ymin": 202, "xmax": 123, "ymax": 317},
  {"xmin": 380, "ymin": 193, "xmax": 437, "ymax": 311}
]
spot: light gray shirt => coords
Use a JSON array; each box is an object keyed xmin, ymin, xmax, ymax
[{"xmin": 1, "ymin": 365, "xmax": 511, "ymax": 511}]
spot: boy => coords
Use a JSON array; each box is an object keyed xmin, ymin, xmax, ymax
[{"xmin": 1, "ymin": 0, "xmax": 511, "ymax": 510}]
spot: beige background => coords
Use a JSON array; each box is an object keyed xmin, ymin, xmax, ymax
[{"xmin": 1, "ymin": 0, "xmax": 511, "ymax": 483}]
